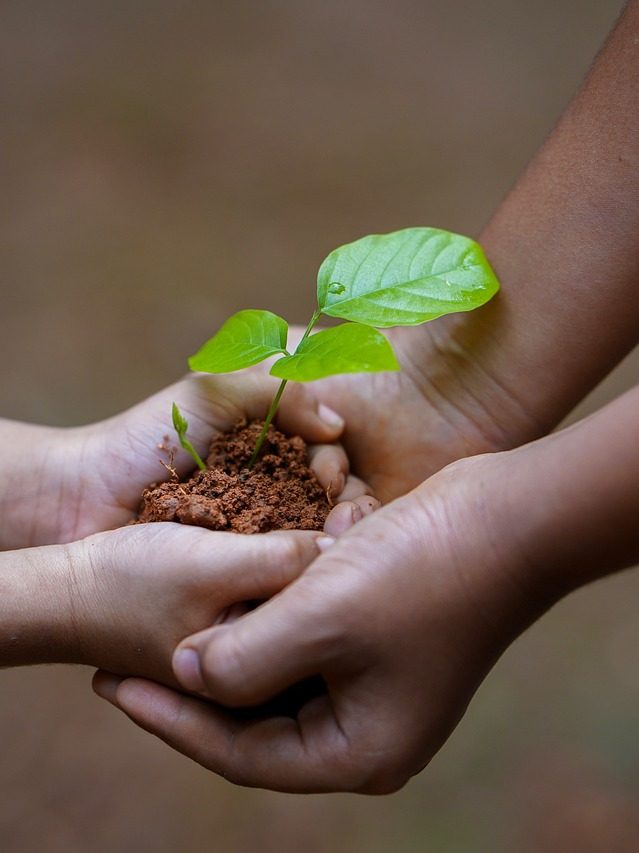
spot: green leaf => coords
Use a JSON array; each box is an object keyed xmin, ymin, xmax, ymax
[
  {"xmin": 188, "ymin": 309, "xmax": 288, "ymax": 374},
  {"xmin": 172, "ymin": 401, "xmax": 188, "ymax": 437},
  {"xmin": 270, "ymin": 323, "xmax": 400, "ymax": 382},
  {"xmin": 171, "ymin": 402, "xmax": 206, "ymax": 471},
  {"xmin": 317, "ymin": 227, "xmax": 499, "ymax": 327}
]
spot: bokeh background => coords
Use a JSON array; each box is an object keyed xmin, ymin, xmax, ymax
[{"xmin": 2, "ymin": 1, "xmax": 639, "ymax": 850}]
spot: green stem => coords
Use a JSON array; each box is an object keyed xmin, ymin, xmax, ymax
[
  {"xmin": 248, "ymin": 378, "xmax": 288, "ymax": 468},
  {"xmin": 247, "ymin": 307, "xmax": 322, "ymax": 468},
  {"xmin": 181, "ymin": 437, "xmax": 207, "ymax": 471},
  {"xmin": 298, "ymin": 307, "xmax": 322, "ymax": 345}
]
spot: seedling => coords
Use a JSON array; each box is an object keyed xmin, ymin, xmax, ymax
[
  {"xmin": 179, "ymin": 227, "xmax": 500, "ymax": 467},
  {"xmin": 171, "ymin": 402, "xmax": 206, "ymax": 471}
]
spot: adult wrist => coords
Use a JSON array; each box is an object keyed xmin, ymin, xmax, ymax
[
  {"xmin": 410, "ymin": 457, "xmax": 553, "ymax": 649},
  {"xmin": 391, "ymin": 313, "xmax": 549, "ymax": 462},
  {"xmin": 493, "ymin": 393, "xmax": 639, "ymax": 606}
]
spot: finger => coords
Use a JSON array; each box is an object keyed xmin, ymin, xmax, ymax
[
  {"xmin": 323, "ymin": 495, "xmax": 380, "ymax": 536},
  {"xmin": 275, "ymin": 383, "xmax": 344, "ymax": 444},
  {"xmin": 102, "ymin": 677, "xmax": 359, "ymax": 793},
  {"xmin": 352, "ymin": 494, "xmax": 381, "ymax": 517},
  {"xmin": 105, "ymin": 523, "xmax": 327, "ymax": 605},
  {"xmin": 220, "ymin": 602, "xmax": 251, "ymax": 624},
  {"xmin": 92, "ymin": 670, "xmax": 124, "ymax": 704},
  {"xmin": 324, "ymin": 502, "xmax": 362, "ymax": 536},
  {"xmin": 337, "ymin": 475, "xmax": 371, "ymax": 502},
  {"xmin": 172, "ymin": 576, "xmax": 339, "ymax": 706},
  {"xmin": 307, "ymin": 444, "xmax": 347, "ymax": 495},
  {"xmin": 223, "ymin": 529, "xmax": 331, "ymax": 601}
]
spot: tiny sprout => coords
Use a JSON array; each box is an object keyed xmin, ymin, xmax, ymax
[
  {"xmin": 171, "ymin": 402, "xmax": 206, "ymax": 472},
  {"xmin": 185, "ymin": 227, "xmax": 500, "ymax": 467}
]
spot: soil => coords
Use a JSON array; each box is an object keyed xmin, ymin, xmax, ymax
[{"xmin": 137, "ymin": 419, "xmax": 331, "ymax": 533}]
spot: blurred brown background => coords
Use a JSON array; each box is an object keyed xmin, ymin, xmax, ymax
[{"xmin": 2, "ymin": 1, "xmax": 639, "ymax": 850}]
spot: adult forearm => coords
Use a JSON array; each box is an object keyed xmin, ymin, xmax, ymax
[
  {"xmin": 478, "ymin": 0, "xmax": 639, "ymax": 426},
  {"xmin": 503, "ymin": 383, "xmax": 639, "ymax": 598},
  {"xmin": 409, "ymin": 1, "xmax": 639, "ymax": 441}
]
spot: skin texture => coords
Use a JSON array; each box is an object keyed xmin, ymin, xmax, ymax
[
  {"xmin": 0, "ymin": 371, "xmax": 372, "ymax": 550},
  {"xmin": 96, "ymin": 384, "xmax": 639, "ymax": 793},
  {"xmin": 92, "ymin": 0, "xmax": 639, "ymax": 793},
  {"xmin": 279, "ymin": 0, "xmax": 639, "ymax": 504},
  {"xmin": 0, "ymin": 376, "xmax": 378, "ymax": 671},
  {"xmin": 0, "ymin": 524, "xmax": 331, "ymax": 680}
]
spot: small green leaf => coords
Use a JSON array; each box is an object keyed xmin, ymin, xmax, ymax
[
  {"xmin": 171, "ymin": 402, "xmax": 206, "ymax": 471},
  {"xmin": 270, "ymin": 323, "xmax": 400, "ymax": 382},
  {"xmin": 317, "ymin": 227, "xmax": 499, "ymax": 327},
  {"xmin": 172, "ymin": 401, "xmax": 187, "ymax": 436},
  {"xmin": 188, "ymin": 309, "xmax": 288, "ymax": 374}
]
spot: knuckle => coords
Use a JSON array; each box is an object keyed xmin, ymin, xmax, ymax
[
  {"xmin": 267, "ymin": 533, "xmax": 313, "ymax": 573},
  {"xmin": 352, "ymin": 752, "xmax": 413, "ymax": 796}
]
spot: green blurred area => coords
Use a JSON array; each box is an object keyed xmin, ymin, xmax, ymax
[{"xmin": 2, "ymin": 1, "xmax": 639, "ymax": 850}]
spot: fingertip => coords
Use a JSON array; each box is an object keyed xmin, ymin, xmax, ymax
[
  {"xmin": 316, "ymin": 535, "xmax": 335, "ymax": 553},
  {"xmin": 337, "ymin": 475, "xmax": 373, "ymax": 503},
  {"xmin": 353, "ymin": 495, "xmax": 381, "ymax": 517},
  {"xmin": 173, "ymin": 647, "xmax": 207, "ymax": 694},
  {"xmin": 277, "ymin": 386, "xmax": 343, "ymax": 443},
  {"xmin": 114, "ymin": 678, "xmax": 173, "ymax": 720},
  {"xmin": 92, "ymin": 670, "xmax": 124, "ymax": 706},
  {"xmin": 317, "ymin": 403, "xmax": 344, "ymax": 433},
  {"xmin": 309, "ymin": 444, "xmax": 348, "ymax": 494},
  {"xmin": 324, "ymin": 501, "xmax": 363, "ymax": 537}
]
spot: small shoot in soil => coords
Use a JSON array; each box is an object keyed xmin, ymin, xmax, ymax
[
  {"xmin": 172, "ymin": 402, "xmax": 206, "ymax": 472},
  {"xmin": 183, "ymin": 227, "xmax": 500, "ymax": 467}
]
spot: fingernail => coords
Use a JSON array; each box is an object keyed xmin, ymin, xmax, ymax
[
  {"xmin": 173, "ymin": 647, "xmax": 205, "ymax": 693},
  {"xmin": 358, "ymin": 496, "xmax": 381, "ymax": 516},
  {"xmin": 351, "ymin": 505, "xmax": 363, "ymax": 524},
  {"xmin": 318, "ymin": 404, "xmax": 344, "ymax": 430},
  {"xmin": 316, "ymin": 535, "xmax": 335, "ymax": 552}
]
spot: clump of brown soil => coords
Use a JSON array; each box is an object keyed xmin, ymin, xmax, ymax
[{"xmin": 137, "ymin": 420, "xmax": 330, "ymax": 534}]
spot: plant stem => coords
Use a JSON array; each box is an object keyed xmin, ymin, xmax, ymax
[
  {"xmin": 247, "ymin": 378, "xmax": 288, "ymax": 468},
  {"xmin": 247, "ymin": 307, "xmax": 322, "ymax": 468},
  {"xmin": 298, "ymin": 307, "xmax": 322, "ymax": 346},
  {"xmin": 181, "ymin": 437, "xmax": 207, "ymax": 471}
]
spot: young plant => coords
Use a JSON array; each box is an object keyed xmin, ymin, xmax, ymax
[
  {"xmin": 182, "ymin": 227, "xmax": 500, "ymax": 467},
  {"xmin": 171, "ymin": 402, "xmax": 206, "ymax": 471}
]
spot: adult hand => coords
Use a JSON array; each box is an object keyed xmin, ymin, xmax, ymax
[
  {"xmin": 92, "ymin": 454, "xmax": 538, "ymax": 793},
  {"xmin": 283, "ymin": 319, "xmax": 537, "ymax": 503},
  {"xmin": 92, "ymin": 383, "xmax": 639, "ymax": 793},
  {"xmin": 277, "ymin": 0, "xmax": 639, "ymax": 503}
]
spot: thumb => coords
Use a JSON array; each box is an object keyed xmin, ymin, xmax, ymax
[{"xmin": 172, "ymin": 571, "xmax": 339, "ymax": 707}]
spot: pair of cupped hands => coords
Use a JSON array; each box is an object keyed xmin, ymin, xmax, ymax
[{"xmin": 16, "ymin": 324, "xmax": 543, "ymax": 794}]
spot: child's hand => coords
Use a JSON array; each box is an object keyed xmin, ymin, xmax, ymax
[
  {"xmin": 0, "ymin": 522, "xmax": 333, "ymax": 682},
  {"xmin": 3, "ymin": 372, "xmax": 375, "ymax": 548}
]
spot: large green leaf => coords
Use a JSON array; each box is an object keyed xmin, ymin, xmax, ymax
[
  {"xmin": 188, "ymin": 309, "xmax": 288, "ymax": 374},
  {"xmin": 317, "ymin": 227, "xmax": 499, "ymax": 327},
  {"xmin": 270, "ymin": 323, "xmax": 399, "ymax": 382}
]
